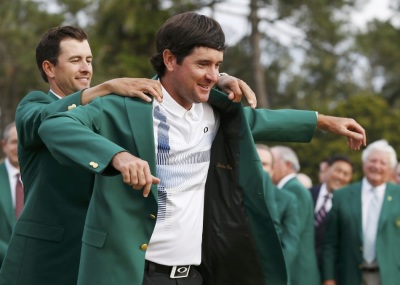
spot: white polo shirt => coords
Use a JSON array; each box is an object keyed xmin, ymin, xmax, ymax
[{"xmin": 145, "ymin": 86, "xmax": 220, "ymax": 266}]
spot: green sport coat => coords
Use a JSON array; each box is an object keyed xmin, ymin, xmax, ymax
[
  {"xmin": 0, "ymin": 162, "xmax": 15, "ymax": 267},
  {"xmin": 322, "ymin": 181, "xmax": 400, "ymax": 285},
  {"xmin": 275, "ymin": 186, "xmax": 300, "ymax": 282},
  {"xmin": 38, "ymin": 89, "xmax": 317, "ymax": 285},
  {"xmin": 281, "ymin": 176, "xmax": 320, "ymax": 285},
  {"xmin": 0, "ymin": 90, "xmax": 109, "ymax": 285}
]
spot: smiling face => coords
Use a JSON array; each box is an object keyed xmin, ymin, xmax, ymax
[
  {"xmin": 161, "ymin": 46, "xmax": 222, "ymax": 110},
  {"xmin": 325, "ymin": 160, "xmax": 353, "ymax": 192},
  {"xmin": 363, "ymin": 149, "xmax": 393, "ymax": 186},
  {"xmin": 44, "ymin": 38, "xmax": 93, "ymax": 97}
]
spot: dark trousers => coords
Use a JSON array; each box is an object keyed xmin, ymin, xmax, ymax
[{"xmin": 143, "ymin": 261, "xmax": 203, "ymax": 285}]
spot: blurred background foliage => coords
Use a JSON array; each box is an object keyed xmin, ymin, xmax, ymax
[{"xmin": 1, "ymin": 0, "xmax": 400, "ymax": 183}]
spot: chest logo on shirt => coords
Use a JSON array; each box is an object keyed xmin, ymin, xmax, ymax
[{"xmin": 204, "ymin": 127, "xmax": 208, "ymax": 133}]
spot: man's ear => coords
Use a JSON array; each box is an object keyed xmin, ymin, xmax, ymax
[
  {"xmin": 42, "ymin": 60, "xmax": 55, "ymax": 80},
  {"xmin": 1, "ymin": 139, "xmax": 7, "ymax": 152},
  {"xmin": 163, "ymin": 49, "xmax": 176, "ymax": 72}
]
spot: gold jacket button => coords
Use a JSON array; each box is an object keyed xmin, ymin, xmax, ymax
[
  {"xmin": 140, "ymin": 244, "xmax": 148, "ymax": 251},
  {"xmin": 67, "ymin": 104, "xmax": 77, "ymax": 110},
  {"xmin": 149, "ymin": 214, "xmax": 156, "ymax": 220},
  {"xmin": 89, "ymin": 161, "xmax": 99, "ymax": 169}
]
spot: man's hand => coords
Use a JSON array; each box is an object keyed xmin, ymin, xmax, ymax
[
  {"xmin": 317, "ymin": 114, "xmax": 367, "ymax": 150},
  {"xmin": 216, "ymin": 74, "xmax": 257, "ymax": 108},
  {"xmin": 111, "ymin": 151, "xmax": 160, "ymax": 198},
  {"xmin": 323, "ymin": 280, "xmax": 336, "ymax": 285},
  {"xmin": 82, "ymin": 78, "xmax": 163, "ymax": 105}
]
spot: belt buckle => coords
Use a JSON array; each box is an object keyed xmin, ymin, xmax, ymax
[{"xmin": 170, "ymin": 265, "xmax": 191, "ymax": 278}]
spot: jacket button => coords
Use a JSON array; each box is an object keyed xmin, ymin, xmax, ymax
[
  {"xmin": 140, "ymin": 244, "xmax": 148, "ymax": 251},
  {"xmin": 67, "ymin": 104, "xmax": 77, "ymax": 110},
  {"xmin": 360, "ymin": 246, "xmax": 363, "ymax": 251},
  {"xmin": 89, "ymin": 161, "xmax": 99, "ymax": 169},
  {"xmin": 358, "ymin": 264, "xmax": 363, "ymax": 270},
  {"xmin": 149, "ymin": 214, "xmax": 156, "ymax": 220}
]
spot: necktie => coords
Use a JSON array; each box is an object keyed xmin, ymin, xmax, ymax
[
  {"xmin": 15, "ymin": 173, "xmax": 24, "ymax": 219},
  {"xmin": 314, "ymin": 194, "xmax": 329, "ymax": 227},
  {"xmin": 363, "ymin": 188, "xmax": 380, "ymax": 263}
]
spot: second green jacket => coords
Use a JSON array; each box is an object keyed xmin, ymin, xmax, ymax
[
  {"xmin": 39, "ymin": 89, "xmax": 317, "ymax": 285},
  {"xmin": 322, "ymin": 181, "xmax": 400, "ymax": 285}
]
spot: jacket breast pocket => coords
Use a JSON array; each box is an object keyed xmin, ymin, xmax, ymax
[
  {"xmin": 14, "ymin": 220, "xmax": 64, "ymax": 242},
  {"xmin": 82, "ymin": 226, "xmax": 107, "ymax": 248}
]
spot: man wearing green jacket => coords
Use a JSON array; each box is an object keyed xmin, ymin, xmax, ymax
[
  {"xmin": 0, "ymin": 122, "xmax": 20, "ymax": 267},
  {"xmin": 0, "ymin": 25, "xmax": 256, "ymax": 285},
  {"xmin": 322, "ymin": 140, "xmax": 400, "ymax": 285},
  {"xmin": 271, "ymin": 145, "xmax": 320, "ymax": 285},
  {"xmin": 256, "ymin": 144, "xmax": 300, "ymax": 283},
  {"xmin": 39, "ymin": 12, "xmax": 365, "ymax": 285}
]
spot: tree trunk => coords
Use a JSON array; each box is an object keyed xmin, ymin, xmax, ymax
[{"xmin": 249, "ymin": 0, "xmax": 269, "ymax": 108}]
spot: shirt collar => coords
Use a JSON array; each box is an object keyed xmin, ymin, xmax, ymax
[
  {"xmin": 4, "ymin": 158, "xmax": 19, "ymax": 177},
  {"xmin": 277, "ymin": 173, "xmax": 297, "ymax": 189},
  {"xmin": 49, "ymin": 89, "xmax": 62, "ymax": 100},
  {"xmin": 320, "ymin": 183, "xmax": 332, "ymax": 198},
  {"xmin": 157, "ymin": 84, "xmax": 202, "ymax": 120},
  {"xmin": 362, "ymin": 177, "xmax": 386, "ymax": 194}
]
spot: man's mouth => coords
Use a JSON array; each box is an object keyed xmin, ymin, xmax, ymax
[
  {"xmin": 77, "ymin": 77, "xmax": 90, "ymax": 83},
  {"xmin": 198, "ymin": 84, "xmax": 211, "ymax": 90}
]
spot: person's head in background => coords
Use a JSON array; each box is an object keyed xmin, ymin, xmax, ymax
[
  {"xmin": 270, "ymin": 146, "xmax": 300, "ymax": 185},
  {"xmin": 324, "ymin": 154, "xmax": 354, "ymax": 193},
  {"xmin": 1, "ymin": 121, "xmax": 19, "ymax": 169},
  {"xmin": 361, "ymin": 139, "xmax": 397, "ymax": 187},
  {"xmin": 36, "ymin": 26, "xmax": 92, "ymax": 97},
  {"xmin": 150, "ymin": 12, "xmax": 226, "ymax": 110},
  {"xmin": 255, "ymin": 144, "xmax": 274, "ymax": 175},
  {"xmin": 297, "ymin": 173, "xmax": 313, "ymax": 189},
  {"xmin": 318, "ymin": 158, "xmax": 329, "ymax": 184}
]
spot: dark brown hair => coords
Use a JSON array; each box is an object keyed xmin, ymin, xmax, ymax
[
  {"xmin": 36, "ymin": 26, "xmax": 88, "ymax": 82},
  {"xmin": 150, "ymin": 12, "xmax": 226, "ymax": 76}
]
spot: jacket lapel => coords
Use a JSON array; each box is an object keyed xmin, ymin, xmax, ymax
[
  {"xmin": 349, "ymin": 183, "xmax": 363, "ymax": 242},
  {"xmin": 378, "ymin": 183, "xmax": 395, "ymax": 230},
  {"xmin": 0, "ymin": 163, "xmax": 14, "ymax": 227},
  {"xmin": 125, "ymin": 97, "xmax": 158, "ymax": 200},
  {"xmin": 48, "ymin": 91, "xmax": 59, "ymax": 101}
]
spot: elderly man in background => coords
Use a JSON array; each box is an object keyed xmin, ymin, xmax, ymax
[
  {"xmin": 271, "ymin": 146, "xmax": 320, "ymax": 285},
  {"xmin": 256, "ymin": 144, "xmax": 300, "ymax": 284},
  {"xmin": 322, "ymin": 140, "xmax": 400, "ymax": 285}
]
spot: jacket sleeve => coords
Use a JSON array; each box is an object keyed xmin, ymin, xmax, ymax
[
  {"xmin": 16, "ymin": 90, "xmax": 83, "ymax": 150},
  {"xmin": 243, "ymin": 108, "xmax": 317, "ymax": 142},
  {"xmin": 38, "ymin": 96, "xmax": 125, "ymax": 175}
]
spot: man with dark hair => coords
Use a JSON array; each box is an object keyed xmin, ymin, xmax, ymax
[
  {"xmin": 0, "ymin": 122, "xmax": 21, "ymax": 268},
  {"xmin": 0, "ymin": 24, "xmax": 258, "ymax": 285},
  {"xmin": 38, "ymin": 13, "xmax": 365, "ymax": 285},
  {"xmin": 310, "ymin": 154, "xmax": 354, "ymax": 270}
]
